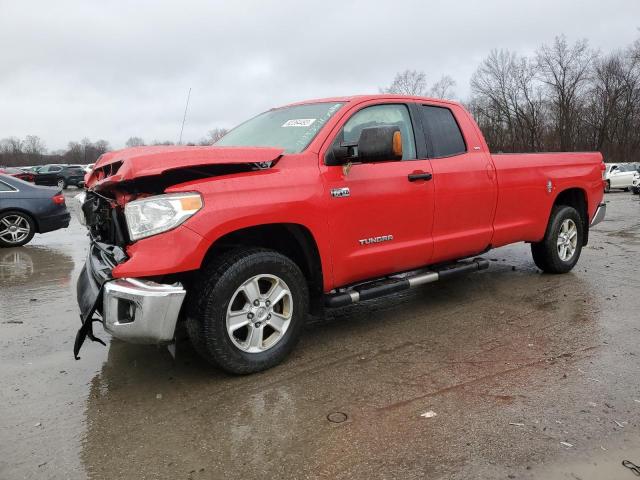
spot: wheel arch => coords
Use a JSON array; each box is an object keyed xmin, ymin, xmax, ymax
[
  {"xmin": 201, "ymin": 223, "xmax": 324, "ymax": 313},
  {"xmin": 552, "ymin": 187, "xmax": 589, "ymax": 245}
]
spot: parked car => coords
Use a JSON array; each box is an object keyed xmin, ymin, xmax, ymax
[
  {"xmin": 0, "ymin": 167, "xmax": 35, "ymax": 183},
  {"xmin": 73, "ymin": 94, "xmax": 606, "ymax": 373},
  {"xmin": 84, "ymin": 163, "xmax": 95, "ymax": 173},
  {"xmin": 33, "ymin": 164, "xmax": 86, "ymax": 189},
  {"xmin": 0, "ymin": 174, "xmax": 70, "ymax": 247},
  {"xmin": 632, "ymin": 172, "xmax": 640, "ymax": 195},
  {"xmin": 604, "ymin": 163, "xmax": 637, "ymax": 192}
]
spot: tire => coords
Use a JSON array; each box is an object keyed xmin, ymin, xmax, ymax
[
  {"xmin": 186, "ymin": 248, "xmax": 309, "ymax": 374},
  {"xmin": 604, "ymin": 180, "xmax": 611, "ymax": 193},
  {"xmin": 632, "ymin": 187, "xmax": 640, "ymax": 195},
  {"xmin": 57, "ymin": 178, "xmax": 67, "ymax": 190},
  {"xmin": 0, "ymin": 211, "xmax": 36, "ymax": 247},
  {"xmin": 531, "ymin": 205, "xmax": 583, "ymax": 274}
]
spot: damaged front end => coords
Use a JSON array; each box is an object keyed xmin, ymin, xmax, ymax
[
  {"xmin": 74, "ymin": 190, "xmax": 186, "ymax": 358},
  {"xmin": 72, "ymin": 145, "xmax": 283, "ymax": 359}
]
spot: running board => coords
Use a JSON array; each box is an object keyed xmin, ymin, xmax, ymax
[{"xmin": 324, "ymin": 258, "xmax": 490, "ymax": 308}]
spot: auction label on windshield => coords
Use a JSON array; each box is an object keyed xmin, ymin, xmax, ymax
[{"xmin": 282, "ymin": 118, "xmax": 316, "ymax": 127}]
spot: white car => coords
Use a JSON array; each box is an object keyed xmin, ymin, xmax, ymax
[
  {"xmin": 632, "ymin": 172, "xmax": 640, "ymax": 195},
  {"xmin": 605, "ymin": 163, "xmax": 638, "ymax": 192}
]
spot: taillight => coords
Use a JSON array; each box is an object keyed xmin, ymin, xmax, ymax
[
  {"xmin": 53, "ymin": 194, "xmax": 65, "ymax": 205},
  {"xmin": 601, "ymin": 162, "xmax": 606, "ymax": 180}
]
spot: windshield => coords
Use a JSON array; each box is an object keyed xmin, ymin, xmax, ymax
[{"xmin": 216, "ymin": 102, "xmax": 344, "ymax": 154}]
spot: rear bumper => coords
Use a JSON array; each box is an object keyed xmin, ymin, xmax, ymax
[
  {"xmin": 38, "ymin": 211, "xmax": 70, "ymax": 233},
  {"xmin": 590, "ymin": 203, "xmax": 606, "ymax": 227},
  {"xmin": 76, "ymin": 244, "xmax": 186, "ymax": 345}
]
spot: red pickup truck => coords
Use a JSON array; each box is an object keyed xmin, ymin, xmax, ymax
[{"xmin": 73, "ymin": 95, "xmax": 606, "ymax": 373}]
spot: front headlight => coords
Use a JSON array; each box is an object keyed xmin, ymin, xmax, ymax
[{"xmin": 124, "ymin": 192, "xmax": 203, "ymax": 241}]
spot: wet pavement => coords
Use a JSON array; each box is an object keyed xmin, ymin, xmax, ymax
[{"xmin": 1, "ymin": 190, "xmax": 640, "ymax": 479}]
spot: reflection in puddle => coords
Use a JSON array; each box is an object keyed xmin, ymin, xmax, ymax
[
  {"xmin": 0, "ymin": 249, "xmax": 35, "ymax": 281},
  {"xmin": 0, "ymin": 246, "xmax": 74, "ymax": 288}
]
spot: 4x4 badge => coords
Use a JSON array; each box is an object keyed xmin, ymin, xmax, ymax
[{"xmin": 331, "ymin": 187, "xmax": 350, "ymax": 198}]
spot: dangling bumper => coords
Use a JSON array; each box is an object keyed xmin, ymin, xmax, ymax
[{"xmin": 76, "ymin": 243, "xmax": 186, "ymax": 348}]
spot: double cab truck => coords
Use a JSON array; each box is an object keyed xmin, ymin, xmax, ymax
[{"xmin": 73, "ymin": 95, "xmax": 606, "ymax": 373}]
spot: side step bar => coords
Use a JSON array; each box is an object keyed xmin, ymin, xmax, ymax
[{"xmin": 324, "ymin": 258, "xmax": 490, "ymax": 308}]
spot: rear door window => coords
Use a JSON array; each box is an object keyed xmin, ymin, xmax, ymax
[{"xmin": 420, "ymin": 105, "xmax": 466, "ymax": 158}]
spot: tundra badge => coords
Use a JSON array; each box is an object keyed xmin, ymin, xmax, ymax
[
  {"xmin": 331, "ymin": 187, "xmax": 350, "ymax": 198},
  {"xmin": 359, "ymin": 235, "xmax": 394, "ymax": 245}
]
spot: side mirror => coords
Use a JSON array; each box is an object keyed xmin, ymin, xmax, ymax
[
  {"xmin": 327, "ymin": 125, "xmax": 403, "ymax": 165},
  {"xmin": 357, "ymin": 125, "xmax": 403, "ymax": 162}
]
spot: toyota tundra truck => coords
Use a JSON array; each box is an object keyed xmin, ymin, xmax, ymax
[{"xmin": 72, "ymin": 95, "xmax": 606, "ymax": 374}]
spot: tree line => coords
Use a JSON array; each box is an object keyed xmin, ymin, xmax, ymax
[
  {"xmin": 467, "ymin": 35, "xmax": 640, "ymax": 160},
  {"xmin": 382, "ymin": 35, "xmax": 640, "ymax": 162},
  {"xmin": 2, "ymin": 34, "xmax": 639, "ymax": 167},
  {"xmin": 0, "ymin": 128, "xmax": 229, "ymax": 167}
]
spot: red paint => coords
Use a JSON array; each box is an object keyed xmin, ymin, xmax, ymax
[
  {"xmin": 85, "ymin": 146, "xmax": 284, "ymax": 189},
  {"xmin": 91, "ymin": 95, "xmax": 604, "ymax": 292},
  {"xmin": 0, "ymin": 168, "xmax": 34, "ymax": 182}
]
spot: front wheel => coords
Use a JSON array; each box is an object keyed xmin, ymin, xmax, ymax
[
  {"xmin": 57, "ymin": 178, "xmax": 67, "ymax": 190},
  {"xmin": 186, "ymin": 248, "xmax": 308, "ymax": 374},
  {"xmin": 531, "ymin": 206, "xmax": 583, "ymax": 274}
]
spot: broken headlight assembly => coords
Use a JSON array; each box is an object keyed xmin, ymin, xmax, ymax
[{"xmin": 124, "ymin": 192, "xmax": 203, "ymax": 241}]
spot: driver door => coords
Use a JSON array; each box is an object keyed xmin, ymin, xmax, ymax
[{"xmin": 320, "ymin": 103, "xmax": 435, "ymax": 287}]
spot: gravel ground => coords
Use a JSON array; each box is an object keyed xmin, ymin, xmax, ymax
[{"xmin": 1, "ymin": 190, "xmax": 639, "ymax": 480}]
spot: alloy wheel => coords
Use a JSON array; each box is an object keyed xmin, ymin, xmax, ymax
[
  {"xmin": 226, "ymin": 274, "xmax": 293, "ymax": 353},
  {"xmin": 557, "ymin": 218, "xmax": 578, "ymax": 261},
  {"xmin": 0, "ymin": 214, "xmax": 31, "ymax": 245}
]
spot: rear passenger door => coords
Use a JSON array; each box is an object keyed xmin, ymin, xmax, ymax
[{"xmin": 416, "ymin": 103, "xmax": 498, "ymax": 263}]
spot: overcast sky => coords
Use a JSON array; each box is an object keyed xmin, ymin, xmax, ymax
[{"xmin": 1, "ymin": 0, "xmax": 639, "ymax": 151}]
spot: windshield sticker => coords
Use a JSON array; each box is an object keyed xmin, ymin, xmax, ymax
[{"xmin": 282, "ymin": 118, "xmax": 316, "ymax": 128}]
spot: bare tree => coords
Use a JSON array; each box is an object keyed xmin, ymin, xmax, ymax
[
  {"xmin": 0, "ymin": 137, "xmax": 24, "ymax": 155},
  {"xmin": 64, "ymin": 138, "xmax": 110, "ymax": 164},
  {"xmin": 199, "ymin": 128, "xmax": 229, "ymax": 145},
  {"xmin": 381, "ymin": 69, "xmax": 428, "ymax": 95},
  {"xmin": 22, "ymin": 135, "xmax": 46, "ymax": 155},
  {"xmin": 430, "ymin": 75, "xmax": 457, "ymax": 99},
  {"xmin": 470, "ymin": 49, "xmax": 545, "ymax": 151},
  {"xmin": 125, "ymin": 136, "xmax": 145, "ymax": 148},
  {"xmin": 536, "ymin": 36, "xmax": 595, "ymax": 150}
]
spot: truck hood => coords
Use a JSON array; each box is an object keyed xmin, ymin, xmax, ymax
[{"xmin": 86, "ymin": 145, "xmax": 284, "ymax": 189}]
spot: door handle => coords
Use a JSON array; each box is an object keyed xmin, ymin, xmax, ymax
[{"xmin": 408, "ymin": 172, "xmax": 433, "ymax": 182}]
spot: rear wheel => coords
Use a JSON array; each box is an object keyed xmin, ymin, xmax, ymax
[
  {"xmin": 186, "ymin": 248, "xmax": 308, "ymax": 374},
  {"xmin": 531, "ymin": 206, "xmax": 583, "ymax": 274},
  {"xmin": 0, "ymin": 211, "xmax": 35, "ymax": 247}
]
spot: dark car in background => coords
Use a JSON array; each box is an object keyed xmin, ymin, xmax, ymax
[
  {"xmin": 0, "ymin": 174, "xmax": 70, "ymax": 247},
  {"xmin": 34, "ymin": 164, "xmax": 85, "ymax": 189},
  {"xmin": 0, "ymin": 167, "xmax": 35, "ymax": 183}
]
